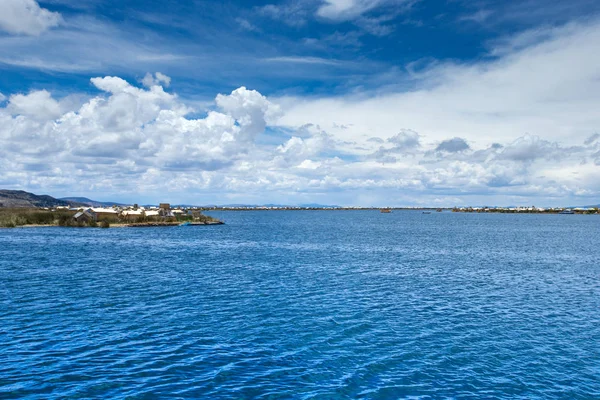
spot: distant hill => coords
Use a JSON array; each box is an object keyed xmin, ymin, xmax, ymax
[
  {"xmin": 206, "ymin": 203, "xmax": 341, "ymax": 208},
  {"xmin": 0, "ymin": 190, "xmax": 85, "ymax": 208},
  {"xmin": 59, "ymin": 197, "xmax": 128, "ymax": 207},
  {"xmin": 298, "ymin": 203, "xmax": 341, "ymax": 208}
]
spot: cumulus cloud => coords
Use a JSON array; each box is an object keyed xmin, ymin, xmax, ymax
[
  {"xmin": 435, "ymin": 137, "xmax": 470, "ymax": 153},
  {"xmin": 369, "ymin": 129, "xmax": 421, "ymax": 162},
  {"xmin": 388, "ymin": 129, "xmax": 420, "ymax": 149},
  {"xmin": 8, "ymin": 90, "xmax": 62, "ymax": 121},
  {"xmin": 498, "ymin": 135, "xmax": 558, "ymax": 162},
  {"xmin": 216, "ymin": 87, "xmax": 282, "ymax": 139},
  {"xmin": 0, "ymin": 76, "xmax": 280, "ymax": 176},
  {"xmin": 275, "ymin": 127, "xmax": 335, "ymax": 166},
  {"xmin": 0, "ymin": 0, "xmax": 61, "ymax": 36}
]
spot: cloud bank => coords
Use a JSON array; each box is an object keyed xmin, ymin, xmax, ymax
[{"xmin": 0, "ymin": 71, "xmax": 599, "ymax": 206}]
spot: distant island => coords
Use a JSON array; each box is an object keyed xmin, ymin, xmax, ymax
[
  {"xmin": 0, "ymin": 190, "xmax": 222, "ymax": 228},
  {"xmin": 450, "ymin": 206, "xmax": 599, "ymax": 214}
]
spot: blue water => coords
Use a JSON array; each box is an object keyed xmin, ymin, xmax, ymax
[{"xmin": 1, "ymin": 211, "xmax": 599, "ymax": 399}]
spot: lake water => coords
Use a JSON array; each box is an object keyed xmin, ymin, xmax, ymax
[{"xmin": 1, "ymin": 211, "xmax": 599, "ymax": 399}]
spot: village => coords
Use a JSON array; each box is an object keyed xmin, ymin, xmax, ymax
[
  {"xmin": 50, "ymin": 203, "xmax": 224, "ymax": 227},
  {"xmin": 59, "ymin": 203, "xmax": 188, "ymax": 223},
  {"xmin": 0, "ymin": 203, "xmax": 223, "ymax": 228}
]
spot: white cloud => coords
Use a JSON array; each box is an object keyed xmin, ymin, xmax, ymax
[
  {"xmin": 276, "ymin": 19, "xmax": 600, "ymax": 148},
  {"xmin": 265, "ymin": 56, "xmax": 342, "ymax": 66},
  {"xmin": 459, "ymin": 10, "xmax": 493, "ymax": 24},
  {"xmin": 216, "ymin": 86, "xmax": 282, "ymax": 139},
  {"xmin": 0, "ymin": 0, "xmax": 62, "ymax": 36},
  {"xmin": 317, "ymin": 0, "xmax": 384, "ymax": 21},
  {"xmin": 275, "ymin": 128, "xmax": 335, "ymax": 166},
  {"xmin": 8, "ymin": 90, "xmax": 62, "ymax": 121},
  {"xmin": 258, "ymin": 0, "xmax": 412, "ymax": 34},
  {"xmin": 388, "ymin": 129, "xmax": 419, "ymax": 147},
  {"xmin": 236, "ymin": 17, "xmax": 260, "ymax": 32},
  {"xmin": 315, "ymin": 0, "xmax": 414, "ymax": 22},
  {"xmin": 141, "ymin": 72, "xmax": 172, "ymax": 88},
  {"xmin": 257, "ymin": 3, "xmax": 310, "ymax": 27},
  {"xmin": 498, "ymin": 135, "xmax": 558, "ymax": 162},
  {"xmin": 0, "ymin": 17, "xmax": 192, "ymax": 74},
  {"xmin": 0, "ymin": 77, "xmax": 284, "ymax": 183}
]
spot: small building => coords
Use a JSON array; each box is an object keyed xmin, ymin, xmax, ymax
[
  {"xmin": 91, "ymin": 207, "xmax": 119, "ymax": 221},
  {"xmin": 121, "ymin": 209, "xmax": 144, "ymax": 220},
  {"xmin": 73, "ymin": 209, "xmax": 97, "ymax": 223},
  {"xmin": 159, "ymin": 203, "xmax": 174, "ymax": 217}
]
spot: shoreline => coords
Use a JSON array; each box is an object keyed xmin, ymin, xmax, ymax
[
  {"xmin": 5, "ymin": 221, "xmax": 224, "ymax": 229},
  {"xmin": 2, "ymin": 208, "xmax": 598, "ymax": 229}
]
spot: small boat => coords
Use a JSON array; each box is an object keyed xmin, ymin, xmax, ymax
[
  {"xmin": 559, "ymin": 209, "xmax": 575, "ymax": 214},
  {"xmin": 422, "ymin": 211, "xmax": 431, "ymax": 214},
  {"xmin": 179, "ymin": 221, "xmax": 192, "ymax": 226},
  {"xmin": 380, "ymin": 208, "xmax": 392, "ymax": 213},
  {"xmin": 436, "ymin": 208, "xmax": 443, "ymax": 212}
]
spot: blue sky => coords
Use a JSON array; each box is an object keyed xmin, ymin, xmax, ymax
[
  {"xmin": 1, "ymin": 0, "xmax": 600, "ymax": 206},
  {"xmin": 4, "ymin": 0, "xmax": 599, "ymax": 96}
]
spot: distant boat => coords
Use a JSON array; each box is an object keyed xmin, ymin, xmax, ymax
[
  {"xmin": 436, "ymin": 208, "xmax": 443, "ymax": 212},
  {"xmin": 179, "ymin": 221, "xmax": 192, "ymax": 226},
  {"xmin": 559, "ymin": 209, "xmax": 575, "ymax": 214},
  {"xmin": 380, "ymin": 208, "xmax": 392, "ymax": 213},
  {"xmin": 422, "ymin": 211, "xmax": 431, "ymax": 214}
]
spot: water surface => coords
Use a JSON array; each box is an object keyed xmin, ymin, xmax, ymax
[{"xmin": 1, "ymin": 211, "xmax": 599, "ymax": 398}]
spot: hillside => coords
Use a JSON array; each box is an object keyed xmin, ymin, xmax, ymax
[
  {"xmin": 0, "ymin": 190, "xmax": 83, "ymax": 208},
  {"xmin": 59, "ymin": 197, "xmax": 127, "ymax": 207}
]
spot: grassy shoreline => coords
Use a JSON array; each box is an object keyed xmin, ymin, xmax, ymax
[{"xmin": 0, "ymin": 208, "xmax": 222, "ymax": 228}]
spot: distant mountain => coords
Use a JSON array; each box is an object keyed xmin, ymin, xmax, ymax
[
  {"xmin": 0, "ymin": 190, "xmax": 85, "ymax": 208},
  {"xmin": 205, "ymin": 203, "xmax": 341, "ymax": 208},
  {"xmin": 298, "ymin": 203, "xmax": 341, "ymax": 208},
  {"xmin": 59, "ymin": 197, "xmax": 128, "ymax": 207}
]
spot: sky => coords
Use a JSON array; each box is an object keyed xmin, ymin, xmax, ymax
[{"xmin": 1, "ymin": 0, "xmax": 600, "ymax": 206}]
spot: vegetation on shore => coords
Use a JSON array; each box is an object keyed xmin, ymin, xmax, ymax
[
  {"xmin": 0, "ymin": 208, "xmax": 73, "ymax": 228},
  {"xmin": 0, "ymin": 208, "xmax": 221, "ymax": 228}
]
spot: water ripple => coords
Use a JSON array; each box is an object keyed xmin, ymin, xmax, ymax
[{"xmin": 1, "ymin": 211, "xmax": 599, "ymax": 398}]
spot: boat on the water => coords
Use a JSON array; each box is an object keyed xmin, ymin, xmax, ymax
[
  {"xmin": 559, "ymin": 209, "xmax": 575, "ymax": 214},
  {"xmin": 380, "ymin": 208, "xmax": 392, "ymax": 213},
  {"xmin": 422, "ymin": 211, "xmax": 431, "ymax": 214},
  {"xmin": 179, "ymin": 221, "xmax": 192, "ymax": 226}
]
